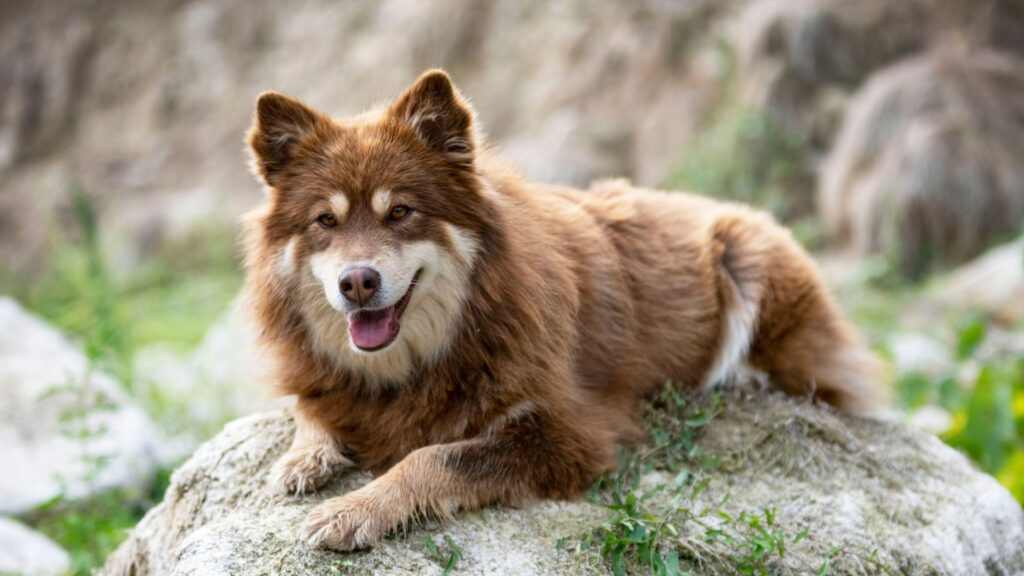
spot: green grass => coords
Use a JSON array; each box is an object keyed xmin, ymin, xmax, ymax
[
  {"xmin": 423, "ymin": 535, "xmax": 462, "ymax": 575},
  {"xmin": 22, "ymin": 469, "xmax": 172, "ymax": 576},
  {"xmin": 662, "ymin": 73, "xmax": 820, "ymax": 248},
  {"xmin": 2, "ymin": 187, "xmax": 242, "ymax": 384}
]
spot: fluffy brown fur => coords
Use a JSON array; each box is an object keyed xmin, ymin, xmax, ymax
[{"xmin": 243, "ymin": 70, "xmax": 882, "ymax": 551}]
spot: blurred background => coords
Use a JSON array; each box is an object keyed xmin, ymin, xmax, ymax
[{"xmin": 1, "ymin": 0, "xmax": 1022, "ymax": 574}]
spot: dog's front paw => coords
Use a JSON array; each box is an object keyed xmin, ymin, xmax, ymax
[
  {"xmin": 272, "ymin": 444, "xmax": 353, "ymax": 496},
  {"xmin": 302, "ymin": 492, "xmax": 393, "ymax": 551}
]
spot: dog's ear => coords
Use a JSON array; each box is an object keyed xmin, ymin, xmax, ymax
[
  {"xmin": 388, "ymin": 70, "xmax": 476, "ymax": 167},
  {"xmin": 247, "ymin": 91, "xmax": 324, "ymax": 187}
]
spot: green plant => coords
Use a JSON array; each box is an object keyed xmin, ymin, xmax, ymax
[
  {"xmin": 423, "ymin": 534, "xmax": 462, "ymax": 575},
  {"xmin": 24, "ymin": 472, "xmax": 171, "ymax": 576},
  {"xmin": 563, "ymin": 386, "xmax": 898, "ymax": 575},
  {"xmin": 890, "ymin": 317, "xmax": 1024, "ymax": 503},
  {"xmin": 10, "ymin": 187, "xmax": 242, "ymax": 376}
]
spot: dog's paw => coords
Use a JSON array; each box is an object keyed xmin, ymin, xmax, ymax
[
  {"xmin": 302, "ymin": 493, "xmax": 393, "ymax": 551},
  {"xmin": 272, "ymin": 444, "xmax": 352, "ymax": 496}
]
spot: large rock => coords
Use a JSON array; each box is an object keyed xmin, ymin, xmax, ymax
[
  {"xmin": 819, "ymin": 51, "xmax": 1024, "ymax": 279},
  {"xmin": 101, "ymin": 392, "xmax": 1024, "ymax": 575},
  {"xmin": 0, "ymin": 517, "xmax": 70, "ymax": 576},
  {"xmin": 0, "ymin": 297, "xmax": 160, "ymax": 514}
]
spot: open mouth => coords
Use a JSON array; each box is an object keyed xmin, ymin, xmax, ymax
[{"xmin": 346, "ymin": 270, "xmax": 421, "ymax": 352}]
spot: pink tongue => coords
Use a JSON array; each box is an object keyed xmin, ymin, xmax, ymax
[{"xmin": 347, "ymin": 307, "xmax": 397, "ymax": 350}]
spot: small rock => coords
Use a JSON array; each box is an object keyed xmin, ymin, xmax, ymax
[
  {"xmin": 0, "ymin": 297, "xmax": 160, "ymax": 515},
  {"xmin": 0, "ymin": 516, "xmax": 70, "ymax": 576},
  {"xmin": 887, "ymin": 332, "xmax": 953, "ymax": 378},
  {"xmin": 930, "ymin": 236, "xmax": 1024, "ymax": 325},
  {"xmin": 907, "ymin": 405, "xmax": 953, "ymax": 435}
]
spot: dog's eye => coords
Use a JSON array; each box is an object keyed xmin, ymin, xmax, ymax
[
  {"xmin": 316, "ymin": 213, "xmax": 337, "ymax": 228},
  {"xmin": 388, "ymin": 205, "xmax": 411, "ymax": 221}
]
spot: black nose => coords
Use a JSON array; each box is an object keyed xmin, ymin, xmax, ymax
[{"xmin": 339, "ymin": 267, "xmax": 381, "ymax": 306}]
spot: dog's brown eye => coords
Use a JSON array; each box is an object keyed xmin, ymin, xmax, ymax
[
  {"xmin": 316, "ymin": 213, "xmax": 337, "ymax": 228},
  {"xmin": 389, "ymin": 205, "xmax": 411, "ymax": 221}
]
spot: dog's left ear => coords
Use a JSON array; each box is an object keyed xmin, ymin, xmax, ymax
[{"xmin": 389, "ymin": 70, "xmax": 476, "ymax": 167}]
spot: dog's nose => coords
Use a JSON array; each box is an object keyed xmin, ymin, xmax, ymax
[{"xmin": 339, "ymin": 267, "xmax": 381, "ymax": 306}]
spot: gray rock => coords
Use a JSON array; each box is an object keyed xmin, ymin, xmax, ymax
[
  {"xmin": 101, "ymin": 392, "xmax": 1024, "ymax": 575},
  {"xmin": 0, "ymin": 297, "xmax": 159, "ymax": 514},
  {"xmin": 0, "ymin": 517, "xmax": 70, "ymax": 576}
]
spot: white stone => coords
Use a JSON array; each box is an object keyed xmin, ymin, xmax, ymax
[
  {"xmin": 0, "ymin": 517, "xmax": 70, "ymax": 576},
  {"xmin": 887, "ymin": 332, "xmax": 953, "ymax": 378},
  {"xmin": 0, "ymin": 297, "xmax": 159, "ymax": 514},
  {"xmin": 931, "ymin": 236, "xmax": 1024, "ymax": 324}
]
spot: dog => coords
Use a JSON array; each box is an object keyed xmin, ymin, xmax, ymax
[{"xmin": 242, "ymin": 69, "xmax": 882, "ymax": 551}]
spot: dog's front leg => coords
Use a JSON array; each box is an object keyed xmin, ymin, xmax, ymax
[
  {"xmin": 272, "ymin": 403, "xmax": 355, "ymax": 496},
  {"xmin": 302, "ymin": 406, "xmax": 608, "ymax": 551}
]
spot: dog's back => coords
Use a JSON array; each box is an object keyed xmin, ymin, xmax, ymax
[{"xmin": 527, "ymin": 176, "xmax": 882, "ymax": 417}]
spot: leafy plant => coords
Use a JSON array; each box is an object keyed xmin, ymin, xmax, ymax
[
  {"xmin": 9, "ymin": 187, "xmax": 242, "ymax": 382},
  {"xmin": 891, "ymin": 316, "xmax": 1024, "ymax": 503}
]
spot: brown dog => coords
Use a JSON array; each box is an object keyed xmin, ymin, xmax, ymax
[{"xmin": 242, "ymin": 69, "xmax": 882, "ymax": 551}]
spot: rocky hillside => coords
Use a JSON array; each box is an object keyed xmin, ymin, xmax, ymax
[
  {"xmin": 0, "ymin": 0, "xmax": 731, "ymax": 278},
  {"xmin": 4, "ymin": 0, "xmax": 1023, "ymax": 280}
]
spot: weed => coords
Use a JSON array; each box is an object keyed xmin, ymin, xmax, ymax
[
  {"xmin": 3, "ymin": 188, "xmax": 241, "ymax": 574},
  {"xmin": 328, "ymin": 559, "xmax": 356, "ymax": 574},
  {"xmin": 423, "ymin": 535, "xmax": 462, "ymax": 575},
  {"xmin": 563, "ymin": 385, "xmax": 899, "ymax": 574}
]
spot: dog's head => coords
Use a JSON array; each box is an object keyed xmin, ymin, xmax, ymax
[{"xmin": 246, "ymin": 70, "xmax": 489, "ymax": 383}]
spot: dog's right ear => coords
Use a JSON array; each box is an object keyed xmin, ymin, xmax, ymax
[{"xmin": 247, "ymin": 91, "xmax": 324, "ymax": 187}]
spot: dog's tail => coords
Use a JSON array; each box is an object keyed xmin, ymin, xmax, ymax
[{"xmin": 706, "ymin": 209, "xmax": 886, "ymax": 416}]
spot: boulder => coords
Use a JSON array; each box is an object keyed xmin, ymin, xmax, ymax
[
  {"xmin": 0, "ymin": 517, "xmax": 70, "ymax": 576},
  {"xmin": 0, "ymin": 297, "xmax": 160, "ymax": 514},
  {"xmin": 819, "ymin": 51, "xmax": 1024, "ymax": 279},
  {"xmin": 101, "ymin": 392, "xmax": 1024, "ymax": 575}
]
